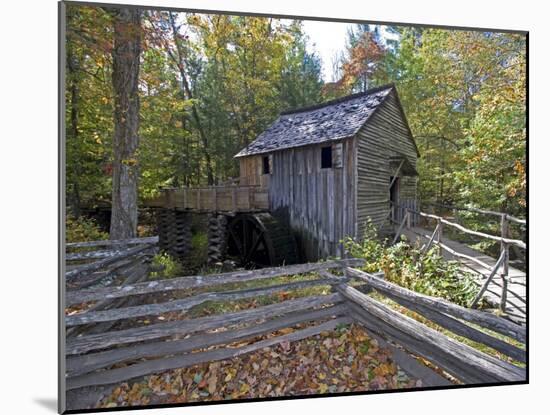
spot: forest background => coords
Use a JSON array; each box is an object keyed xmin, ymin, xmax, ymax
[{"xmin": 65, "ymin": 4, "xmax": 526, "ymax": 238}]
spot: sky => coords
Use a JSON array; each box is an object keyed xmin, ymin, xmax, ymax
[
  {"xmin": 301, "ymin": 20, "xmax": 355, "ymax": 82},
  {"xmin": 299, "ymin": 20, "xmax": 397, "ymax": 82}
]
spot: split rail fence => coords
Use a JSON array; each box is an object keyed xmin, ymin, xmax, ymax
[{"xmin": 64, "ymin": 241, "xmax": 526, "ymax": 393}]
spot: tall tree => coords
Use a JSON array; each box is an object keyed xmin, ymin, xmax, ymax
[
  {"xmin": 66, "ymin": 5, "xmax": 82, "ymax": 218},
  {"xmin": 109, "ymin": 8, "xmax": 142, "ymax": 239},
  {"xmin": 323, "ymin": 29, "xmax": 386, "ymax": 98},
  {"xmin": 167, "ymin": 12, "xmax": 215, "ymax": 185},
  {"xmin": 279, "ymin": 21, "xmax": 323, "ymax": 109},
  {"xmin": 65, "ymin": 5, "xmax": 114, "ymax": 210}
]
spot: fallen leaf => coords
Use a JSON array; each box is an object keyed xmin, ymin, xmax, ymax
[{"xmin": 193, "ymin": 373, "xmax": 203, "ymax": 384}]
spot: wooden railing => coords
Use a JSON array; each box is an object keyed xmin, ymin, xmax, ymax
[
  {"xmin": 64, "ymin": 249, "xmax": 525, "ymax": 391},
  {"xmin": 424, "ymin": 202, "xmax": 526, "ymax": 226},
  {"xmin": 392, "ymin": 205, "xmax": 526, "ymax": 314},
  {"xmin": 145, "ymin": 185, "xmax": 269, "ymax": 212}
]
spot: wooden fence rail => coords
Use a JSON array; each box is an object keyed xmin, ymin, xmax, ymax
[
  {"xmin": 341, "ymin": 268, "xmax": 525, "ymax": 383},
  {"xmin": 66, "ymin": 236, "xmax": 159, "ymax": 249},
  {"xmin": 424, "ymin": 202, "xmax": 526, "ymax": 225},
  {"xmin": 65, "ymin": 237, "xmax": 159, "ymax": 293},
  {"xmin": 344, "ymin": 268, "xmax": 525, "ymax": 343},
  {"xmin": 339, "ymin": 286, "xmax": 523, "ymax": 383},
  {"xmin": 65, "ymin": 258, "xmax": 364, "ymax": 306},
  {"xmin": 65, "ymin": 244, "xmax": 525, "ymax": 393}
]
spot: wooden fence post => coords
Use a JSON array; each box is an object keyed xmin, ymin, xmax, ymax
[
  {"xmin": 499, "ymin": 214, "xmax": 510, "ymax": 313},
  {"xmin": 406, "ymin": 209, "xmax": 411, "ymax": 229},
  {"xmin": 435, "ymin": 218, "xmax": 443, "ymax": 255}
]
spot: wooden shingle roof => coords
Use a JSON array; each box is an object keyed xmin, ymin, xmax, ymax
[{"xmin": 235, "ymin": 84, "xmax": 395, "ymax": 158}]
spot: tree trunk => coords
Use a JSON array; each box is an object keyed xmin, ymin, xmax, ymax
[
  {"xmin": 109, "ymin": 8, "xmax": 142, "ymax": 239},
  {"xmin": 67, "ymin": 42, "xmax": 82, "ymax": 218}
]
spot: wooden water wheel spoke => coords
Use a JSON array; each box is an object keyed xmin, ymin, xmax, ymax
[
  {"xmin": 244, "ymin": 230, "xmax": 265, "ymax": 264},
  {"xmin": 228, "ymin": 224, "xmax": 244, "ymax": 256},
  {"xmin": 243, "ymin": 218, "xmax": 248, "ymax": 256},
  {"xmin": 227, "ymin": 213, "xmax": 298, "ymax": 267}
]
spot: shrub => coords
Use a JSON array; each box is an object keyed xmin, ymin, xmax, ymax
[
  {"xmin": 66, "ymin": 214, "xmax": 108, "ymax": 243},
  {"xmin": 149, "ymin": 253, "xmax": 183, "ymax": 279},
  {"xmin": 343, "ymin": 219, "xmax": 386, "ymax": 273},
  {"xmin": 343, "ymin": 221, "xmax": 478, "ymax": 307}
]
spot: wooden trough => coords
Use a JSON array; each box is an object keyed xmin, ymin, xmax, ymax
[
  {"xmin": 63, "ymin": 237, "xmax": 526, "ymax": 402},
  {"xmin": 146, "ymin": 185, "xmax": 269, "ymax": 212}
]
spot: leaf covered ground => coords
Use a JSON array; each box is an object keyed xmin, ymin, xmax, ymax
[{"xmin": 96, "ymin": 324, "xmax": 420, "ymax": 408}]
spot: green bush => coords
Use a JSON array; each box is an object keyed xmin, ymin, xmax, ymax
[
  {"xmin": 343, "ymin": 221, "xmax": 478, "ymax": 307},
  {"xmin": 149, "ymin": 253, "xmax": 183, "ymax": 279},
  {"xmin": 343, "ymin": 219, "xmax": 385, "ymax": 274},
  {"xmin": 66, "ymin": 214, "xmax": 108, "ymax": 243}
]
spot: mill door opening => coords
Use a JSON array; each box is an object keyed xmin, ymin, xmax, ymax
[{"xmin": 390, "ymin": 176, "xmax": 400, "ymax": 222}]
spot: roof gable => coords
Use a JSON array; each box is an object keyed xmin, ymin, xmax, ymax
[{"xmin": 235, "ymin": 84, "xmax": 395, "ymax": 158}]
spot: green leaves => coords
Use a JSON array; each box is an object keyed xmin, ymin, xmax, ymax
[
  {"xmin": 344, "ymin": 225, "xmax": 478, "ymax": 306},
  {"xmin": 66, "ymin": 8, "xmax": 325, "ymax": 209},
  {"xmin": 66, "ymin": 6, "xmax": 525, "ymax": 223}
]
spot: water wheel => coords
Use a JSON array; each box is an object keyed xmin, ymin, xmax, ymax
[{"xmin": 227, "ymin": 213, "xmax": 298, "ymax": 267}]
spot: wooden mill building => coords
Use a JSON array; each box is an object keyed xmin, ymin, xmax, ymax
[
  {"xmin": 151, "ymin": 84, "xmax": 419, "ymax": 265},
  {"xmin": 235, "ymin": 84, "xmax": 420, "ymax": 260}
]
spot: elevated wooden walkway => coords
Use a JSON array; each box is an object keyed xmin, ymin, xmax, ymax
[
  {"xmin": 393, "ymin": 206, "xmax": 526, "ymax": 324},
  {"xmin": 400, "ymin": 226, "xmax": 526, "ymax": 322},
  {"xmin": 145, "ymin": 185, "xmax": 269, "ymax": 212}
]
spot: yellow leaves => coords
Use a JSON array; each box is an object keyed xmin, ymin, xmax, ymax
[
  {"xmin": 318, "ymin": 383, "xmax": 329, "ymax": 393},
  {"xmin": 239, "ymin": 382, "xmax": 250, "ymax": 395},
  {"xmin": 224, "ymin": 367, "xmax": 236, "ymax": 382},
  {"xmin": 122, "ymin": 158, "xmax": 138, "ymax": 167},
  {"xmin": 373, "ymin": 363, "xmax": 396, "ymax": 378}
]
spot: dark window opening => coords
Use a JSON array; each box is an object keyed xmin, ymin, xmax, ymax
[
  {"xmin": 321, "ymin": 146, "xmax": 332, "ymax": 169},
  {"xmin": 262, "ymin": 155, "xmax": 270, "ymax": 174}
]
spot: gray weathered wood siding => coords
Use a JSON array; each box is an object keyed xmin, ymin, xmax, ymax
[
  {"xmin": 355, "ymin": 90, "xmax": 418, "ymax": 237},
  {"xmin": 268, "ymin": 140, "xmax": 356, "ymax": 261}
]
